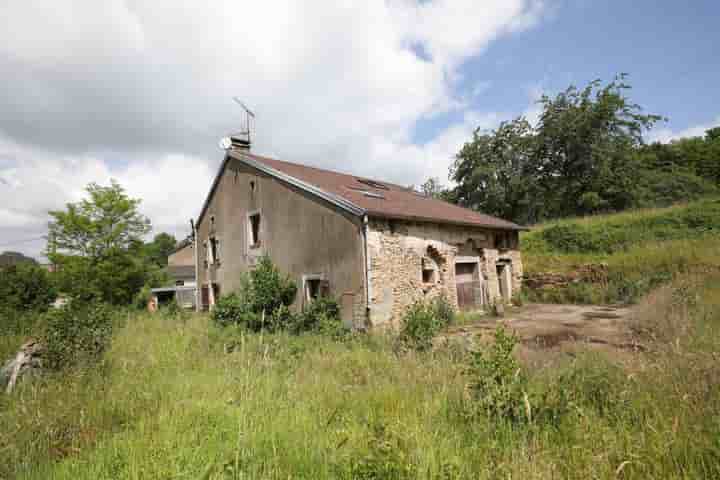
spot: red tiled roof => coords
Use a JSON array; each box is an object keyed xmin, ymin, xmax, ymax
[{"xmin": 236, "ymin": 152, "xmax": 525, "ymax": 231}]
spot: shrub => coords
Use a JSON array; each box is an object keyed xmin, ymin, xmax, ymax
[
  {"xmin": 398, "ymin": 296, "xmax": 454, "ymax": 351},
  {"xmin": 41, "ymin": 302, "xmax": 114, "ymax": 370},
  {"xmin": 244, "ymin": 255, "xmax": 297, "ymax": 317},
  {"xmin": 211, "ymin": 293, "xmax": 247, "ymax": 328},
  {"xmin": 211, "ymin": 255, "xmax": 298, "ymax": 332},
  {"xmin": 431, "ymin": 295, "xmax": 455, "ymax": 326},
  {"xmin": 0, "ymin": 263, "xmax": 56, "ymax": 312},
  {"xmin": 466, "ymin": 327, "xmax": 529, "ymax": 423},
  {"xmin": 293, "ymin": 296, "xmax": 342, "ymax": 334}
]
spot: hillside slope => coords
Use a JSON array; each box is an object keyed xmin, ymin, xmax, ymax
[{"xmin": 521, "ymin": 197, "xmax": 720, "ymax": 303}]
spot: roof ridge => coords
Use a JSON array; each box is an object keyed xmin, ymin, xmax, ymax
[{"xmin": 245, "ymin": 153, "xmax": 414, "ymax": 192}]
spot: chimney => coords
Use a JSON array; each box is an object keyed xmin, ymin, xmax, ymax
[{"xmin": 229, "ymin": 135, "xmax": 251, "ymax": 151}]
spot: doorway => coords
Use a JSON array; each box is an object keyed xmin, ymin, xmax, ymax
[
  {"xmin": 496, "ymin": 262, "xmax": 512, "ymax": 302},
  {"xmin": 455, "ymin": 261, "xmax": 481, "ymax": 310}
]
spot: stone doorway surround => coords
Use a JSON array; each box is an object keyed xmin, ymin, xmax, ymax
[{"xmin": 455, "ymin": 256, "xmax": 484, "ymax": 311}]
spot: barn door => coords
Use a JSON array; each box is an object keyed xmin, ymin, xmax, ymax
[{"xmin": 455, "ymin": 262, "xmax": 480, "ymax": 311}]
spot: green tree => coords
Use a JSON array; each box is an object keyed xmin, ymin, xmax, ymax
[
  {"xmin": 451, "ymin": 118, "xmax": 539, "ymax": 223},
  {"xmin": 451, "ymin": 75, "xmax": 663, "ymax": 223},
  {"xmin": 144, "ymin": 232, "xmax": 177, "ymax": 267},
  {"xmin": 47, "ymin": 180, "xmax": 153, "ymax": 304},
  {"xmin": 0, "ymin": 263, "xmax": 56, "ymax": 312}
]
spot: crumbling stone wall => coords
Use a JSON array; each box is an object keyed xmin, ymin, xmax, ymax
[{"xmin": 366, "ymin": 218, "xmax": 523, "ymax": 328}]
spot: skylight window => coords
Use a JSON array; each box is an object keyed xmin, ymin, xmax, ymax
[
  {"xmin": 356, "ymin": 178, "xmax": 389, "ymax": 190},
  {"xmin": 363, "ymin": 191, "xmax": 385, "ymax": 199}
]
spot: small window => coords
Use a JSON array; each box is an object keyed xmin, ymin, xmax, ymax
[
  {"xmin": 422, "ymin": 268, "xmax": 435, "ymax": 283},
  {"xmin": 209, "ymin": 237, "xmax": 220, "ymax": 263},
  {"xmin": 306, "ymin": 279, "xmax": 321, "ymax": 301},
  {"xmin": 176, "ymin": 280, "xmax": 185, "ymax": 286},
  {"xmin": 250, "ymin": 180, "xmax": 256, "ymax": 192},
  {"xmin": 304, "ymin": 276, "xmax": 329, "ymax": 302},
  {"xmin": 422, "ymin": 257, "xmax": 436, "ymax": 283},
  {"xmin": 494, "ymin": 232, "xmax": 509, "ymax": 250},
  {"xmin": 249, "ymin": 212, "xmax": 261, "ymax": 248}
]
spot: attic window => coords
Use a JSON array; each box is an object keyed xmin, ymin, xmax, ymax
[
  {"xmin": 250, "ymin": 180, "xmax": 256, "ymax": 192},
  {"xmin": 356, "ymin": 178, "xmax": 389, "ymax": 190},
  {"xmin": 248, "ymin": 212, "xmax": 261, "ymax": 248},
  {"xmin": 363, "ymin": 191, "xmax": 385, "ymax": 199}
]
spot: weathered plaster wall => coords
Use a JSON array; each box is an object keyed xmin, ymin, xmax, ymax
[
  {"xmin": 168, "ymin": 244, "xmax": 194, "ymax": 266},
  {"xmin": 195, "ymin": 156, "xmax": 367, "ymax": 325},
  {"xmin": 366, "ymin": 218, "xmax": 523, "ymax": 328}
]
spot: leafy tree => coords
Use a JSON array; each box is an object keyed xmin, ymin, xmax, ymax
[
  {"xmin": 451, "ymin": 76, "xmax": 664, "ymax": 223},
  {"xmin": 47, "ymin": 180, "xmax": 153, "ymax": 304},
  {"xmin": 0, "ymin": 263, "xmax": 56, "ymax": 311},
  {"xmin": 144, "ymin": 232, "xmax": 177, "ymax": 267},
  {"xmin": 452, "ymin": 118, "xmax": 540, "ymax": 223}
]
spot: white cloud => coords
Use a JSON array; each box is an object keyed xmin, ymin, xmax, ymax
[
  {"xmin": 647, "ymin": 116, "xmax": 720, "ymax": 144},
  {"xmin": 0, "ymin": 0, "xmax": 546, "ymax": 257}
]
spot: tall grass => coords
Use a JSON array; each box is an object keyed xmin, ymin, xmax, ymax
[{"xmin": 1, "ymin": 274, "xmax": 719, "ymax": 479}]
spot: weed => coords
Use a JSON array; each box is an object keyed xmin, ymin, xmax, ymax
[
  {"xmin": 41, "ymin": 301, "xmax": 114, "ymax": 370},
  {"xmin": 466, "ymin": 327, "xmax": 529, "ymax": 423},
  {"xmin": 397, "ymin": 296, "xmax": 454, "ymax": 351}
]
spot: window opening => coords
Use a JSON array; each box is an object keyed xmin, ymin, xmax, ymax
[
  {"xmin": 306, "ymin": 279, "xmax": 321, "ymax": 301},
  {"xmin": 422, "ymin": 257, "xmax": 436, "ymax": 283},
  {"xmin": 249, "ymin": 213, "xmax": 261, "ymax": 248}
]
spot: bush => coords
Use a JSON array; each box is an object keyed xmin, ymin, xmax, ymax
[
  {"xmin": 0, "ymin": 263, "xmax": 56, "ymax": 312},
  {"xmin": 398, "ymin": 296, "xmax": 454, "ymax": 351},
  {"xmin": 211, "ymin": 255, "xmax": 298, "ymax": 332},
  {"xmin": 467, "ymin": 327, "xmax": 529, "ymax": 423},
  {"xmin": 211, "ymin": 293, "xmax": 246, "ymax": 328},
  {"xmin": 244, "ymin": 255, "xmax": 297, "ymax": 317},
  {"xmin": 293, "ymin": 296, "xmax": 342, "ymax": 334},
  {"xmin": 41, "ymin": 302, "xmax": 114, "ymax": 370}
]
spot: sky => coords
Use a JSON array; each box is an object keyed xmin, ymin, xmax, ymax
[{"xmin": 1, "ymin": 0, "xmax": 718, "ymax": 259}]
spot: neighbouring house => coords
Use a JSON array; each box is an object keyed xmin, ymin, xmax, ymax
[
  {"xmin": 148, "ymin": 238, "xmax": 197, "ymax": 311},
  {"xmin": 194, "ymin": 141, "xmax": 525, "ymax": 329},
  {"xmin": 167, "ymin": 238, "xmax": 196, "ymax": 287},
  {"xmin": 168, "ymin": 238, "xmax": 194, "ymax": 269}
]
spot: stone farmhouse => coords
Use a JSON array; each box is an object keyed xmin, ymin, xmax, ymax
[{"xmin": 194, "ymin": 142, "xmax": 525, "ymax": 329}]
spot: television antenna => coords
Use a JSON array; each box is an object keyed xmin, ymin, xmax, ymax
[{"xmin": 219, "ymin": 97, "xmax": 256, "ymax": 150}]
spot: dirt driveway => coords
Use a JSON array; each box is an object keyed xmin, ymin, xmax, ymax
[{"xmin": 441, "ymin": 304, "xmax": 643, "ymax": 367}]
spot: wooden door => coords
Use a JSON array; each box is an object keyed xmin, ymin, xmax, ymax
[{"xmin": 455, "ymin": 262, "xmax": 479, "ymax": 310}]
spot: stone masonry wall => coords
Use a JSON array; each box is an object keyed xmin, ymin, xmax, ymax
[{"xmin": 366, "ymin": 218, "xmax": 523, "ymax": 328}]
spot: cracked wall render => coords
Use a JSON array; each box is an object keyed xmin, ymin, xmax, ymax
[{"xmin": 366, "ymin": 219, "xmax": 523, "ymax": 328}]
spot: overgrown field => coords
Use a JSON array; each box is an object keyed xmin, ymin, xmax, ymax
[
  {"xmin": 521, "ymin": 197, "xmax": 720, "ymax": 303},
  {"xmin": 2, "ymin": 273, "xmax": 720, "ymax": 479}
]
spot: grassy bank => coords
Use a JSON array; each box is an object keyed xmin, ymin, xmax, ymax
[
  {"xmin": 2, "ymin": 273, "xmax": 720, "ymax": 478},
  {"xmin": 521, "ymin": 197, "xmax": 720, "ymax": 303}
]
